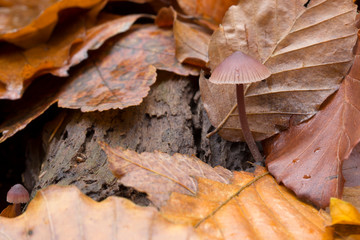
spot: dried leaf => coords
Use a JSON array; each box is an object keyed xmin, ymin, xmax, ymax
[
  {"xmin": 265, "ymin": 39, "xmax": 360, "ymax": 208},
  {"xmin": 155, "ymin": 7, "xmax": 174, "ymax": 28},
  {"xmin": 176, "ymin": 0, "xmax": 238, "ymax": 28},
  {"xmin": 173, "ymin": 16, "xmax": 210, "ymax": 67},
  {"xmin": 161, "ymin": 167, "xmax": 331, "ymax": 239},
  {"xmin": 0, "ymin": 0, "xmax": 106, "ymax": 48},
  {"xmin": 343, "ymin": 187, "xmax": 360, "ymax": 212},
  {"xmin": 58, "ymin": 24, "xmax": 199, "ymax": 112},
  {"xmin": 202, "ymin": 0, "xmax": 357, "ymax": 141},
  {"xmin": 0, "ymin": 205, "xmax": 18, "ymax": 218},
  {"xmin": 343, "ymin": 143, "xmax": 360, "ymax": 187},
  {"xmin": 0, "ymin": 13, "xmax": 146, "ymax": 100},
  {"xmin": 331, "ymin": 198, "xmax": 360, "ymax": 225},
  {"xmin": 100, "ymin": 141, "xmax": 232, "ymax": 208},
  {"xmin": 0, "ymin": 185, "xmax": 202, "ymax": 239},
  {"xmin": 0, "ymin": 76, "xmax": 62, "ymax": 143}
]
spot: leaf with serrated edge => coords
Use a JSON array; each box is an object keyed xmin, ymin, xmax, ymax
[
  {"xmin": 0, "ymin": 185, "xmax": 202, "ymax": 239},
  {"xmin": 202, "ymin": 0, "xmax": 357, "ymax": 141}
]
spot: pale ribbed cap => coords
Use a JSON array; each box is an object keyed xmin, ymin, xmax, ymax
[
  {"xmin": 209, "ymin": 51, "xmax": 271, "ymax": 84},
  {"xmin": 7, "ymin": 184, "xmax": 29, "ymax": 204}
]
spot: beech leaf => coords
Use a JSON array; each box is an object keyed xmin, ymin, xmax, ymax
[
  {"xmin": 58, "ymin": 24, "xmax": 199, "ymax": 112},
  {"xmin": 0, "ymin": 185, "xmax": 202, "ymax": 239},
  {"xmin": 161, "ymin": 167, "xmax": 331, "ymax": 239},
  {"xmin": 202, "ymin": 0, "xmax": 357, "ymax": 141},
  {"xmin": 0, "ymin": 13, "xmax": 147, "ymax": 100},
  {"xmin": 176, "ymin": 0, "xmax": 238, "ymax": 29},
  {"xmin": 173, "ymin": 16, "xmax": 211, "ymax": 67},
  {"xmin": 100, "ymin": 141, "xmax": 232, "ymax": 208},
  {"xmin": 0, "ymin": 0, "xmax": 106, "ymax": 48},
  {"xmin": 265, "ymin": 36, "xmax": 360, "ymax": 208}
]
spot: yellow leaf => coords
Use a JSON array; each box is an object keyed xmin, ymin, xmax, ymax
[{"xmin": 330, "ymin": 198, "xmax": 360, "ymax": 225}]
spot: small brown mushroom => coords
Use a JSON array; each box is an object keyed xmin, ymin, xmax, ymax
[
  {"xmin": 209, "ymin": 51, "xmax": 271, "ymax": 162},
  {"xmin": 6, "ymin": 184, "xmax": 30, "ymax": 216}
]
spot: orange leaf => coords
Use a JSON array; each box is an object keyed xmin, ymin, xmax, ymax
[
  {"xmin": 264, "ymin": 37, "xmax": 360, "ymax": 208},
  {"xmin": 0, "ymin": 13, "xmax": 147, "ymax": 100},
  {"xmin": 0, "ymin": 0, "xmax": 107, "ymax": 48},
  {"xmin": 176, "ymin": 0, "xmax": 238, "ymax": 28},
  {"xmin": 0, "ymin": 185, "xmax": 202, "ymax": 239},
  {"xmin": 161, "ymin": 167, "xmax": 331, "ymax": 239},
  {"xmin": 58, "ymin": 24, "xmax": 199, "ymax": 111}
]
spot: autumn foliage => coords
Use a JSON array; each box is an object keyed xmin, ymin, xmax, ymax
[{"xmin": 0, "ymin": 0, "xmax": 360, "ymax": 239}]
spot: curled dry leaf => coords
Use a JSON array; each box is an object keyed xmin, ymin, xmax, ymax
[
  {"xmin": 161, "ymin": 167, "xmax": 331, "ymax": 240},
  {"xmin": 58, "ymin": 24, "xmax": 199, "ymax": 112},
  {"xmin": 265, "ymin": 39, "xmax": 360, "ymax": 208},
  {"xmin": 0, "ymin": 185, "xmax": 202, "ymax": 239},
  {"xmin": 176, "ymin": 0, "xmax": 238, "ymax": 29},
  {"xmin": 202, "ymin": 0, "xmax": 357, "ymax": 141},
  {"xmin": 0, "ymin": 76, "xmax": 62, "ymax": 143},
  {"xmin": 0, "ymin": 0, "xmax": 106, "ymax": 48},
  {"xmin": 100, "ymin": 141, "xmax": 232, "ymax": 208},
  {"xmin": 0, "ymin": 13, "xmax": 147, "ymax": 100},
  {"xmin": 173, "ymin": 16, "xmax": 211, "ymax": 67}
]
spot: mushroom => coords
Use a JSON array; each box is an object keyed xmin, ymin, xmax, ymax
[
  {"xmin": 6, "ymin": 184, "xmax": 30, "ymax": 216},
  {"xmin": 209, "ymin": 51, "xmax": 271, "ymax": 162}
]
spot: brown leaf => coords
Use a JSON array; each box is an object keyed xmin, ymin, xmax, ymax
[
  {"xmin": 173, "ymin": 16, "xmax": 210, "ymax": 67},
  {"xmin": 343, "ymin": 187, "xmax": 360, "ymax": 212},
  {"xmin": 100, "ymin": 141, "xmax": 232, "ymax": 208},
  {"xmin": 343, "ymin": 143, "xmax": 360, "ymax": 187},
  {"xmin": 0, "ymin": 13, "xmax": 146, "ymax": 100},
  {"xmin": 202, "ymin": 0, "xmax": 357, "ymax": 141},
  {"xmin": 0, "ymin": 185, "xmax": 202, "ymax": 239},
  {"xmin": 0, "ymin": 76, "xmax": 62, "ymax": 143},
  {"xmin": 58, "ymin": 24, "xmax": 199, "ymax": 112},
  {"xmin": 155, "ymin": 7, "xmax": 174, "ymax": 28},
  {"xmin": 161, "ymin": 167, "xmax": 331, "ymax": 239},
  {"xmin": 176, "ymin": 0, "xmax": 238, "ymax": 28},
  {"xmin": 0, "ymin": 0, "xmax": 106, "ymax": 48},
  {"xmin": 264, "ymin": 40, "xmax": 360, "ymax": 208}
]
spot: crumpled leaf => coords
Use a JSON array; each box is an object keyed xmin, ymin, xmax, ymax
[
  {"xmin": 58, "ymin": 24, "xmax": 199, "ymax": 112},
  {"xmin": 0, "ymin": 0, "xmax": 106, "ymax": 48},
  {"xmin": 161, "ymin": 167, "xmax": 331, "ymax": 239},
  {"xmin": 100, "ymin": 141, "xmax": 232, "ymax": 208},
  {"xmin": 343, "ymin": 187, "xmax": 360, "ymax": 212},
  {"xmin": 173, "ymin": 16, "xmax": 211, "ymax": 67},
  {"xmin": 176, "ymin": 0, "xmax": 238, "ymax": 29},
  {"xmin": 201, "ymin": 0, "xmax": 357, "ymax": 141},
  {"xmin": 0, "ymin": 13, "xmax": 147, "ymax": 100},
  {"xmin": 0, "ymin": 185, "xmax": 202, "ymax": 240},
  {"xmin": 265, "ymin": 39, "xmax": 360, "ymax": 208}
]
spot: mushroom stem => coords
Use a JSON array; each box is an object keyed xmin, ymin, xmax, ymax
[{"xmin": 236, "ymin": 84, "xmax": 263, "ymax": 162}]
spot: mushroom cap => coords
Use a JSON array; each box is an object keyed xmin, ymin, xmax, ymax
[
  {"xmin": 209, "ymin": 51, "xmax": 271, "ymax": 84},
  {"xmin": 7, "ymin": 184, "xmax": 30, "ymax": 204}
]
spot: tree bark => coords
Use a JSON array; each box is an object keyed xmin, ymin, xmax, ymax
[{"xmin": 27, "ymin": 72, "xmax": 253, "ymax": 205}]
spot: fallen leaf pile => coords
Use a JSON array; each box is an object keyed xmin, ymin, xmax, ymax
[{"xmin": 1, "ymin": 0, "xmax": 360, "ymax": 239}]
